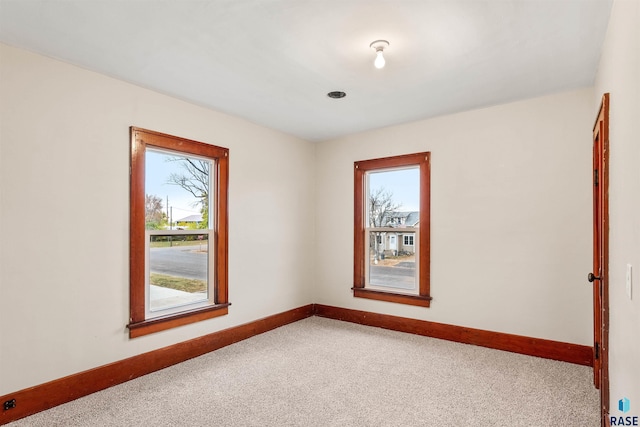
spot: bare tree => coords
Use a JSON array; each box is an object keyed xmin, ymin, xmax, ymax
[
  {"xmin": 369, "ymin": 187, "xmax": 401, "ymax": 227},
  {"xmin": 369, "ymin": 187, "xmax": 401, "ymax": 261},
  {"xmin": 145, "ymin": 194, "xmax": 166, "ymax": 229},
  {"xmin": 166, "ymin": 157, "xmax": 209, "ymax": 228}
]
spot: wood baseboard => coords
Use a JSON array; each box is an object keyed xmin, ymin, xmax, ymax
[
  {"xmin": 314, "ymin": 304, "xmax": 593, "ymax": 367},
  {"xmin": 0, "ymin": 304, "xmax": 314, "ymax": 425},
  {"xmin": 0, "ymin": 303, "xmax": 593, "ymax": 425}
]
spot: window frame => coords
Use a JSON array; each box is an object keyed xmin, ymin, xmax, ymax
[
  {"xmin": 128, "ymin": 127, "xmax": 229, "ymax": 338},
  {"xmin": 353, "ymin": 152, "xmax": 431, "ymax": 307},
  {"xmin": 403, "ymin": 234, "xmax": 414, "ymax": 246}
]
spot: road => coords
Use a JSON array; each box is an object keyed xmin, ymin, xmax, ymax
[
  {"xmin": 149, "ymin": 245, "xmax": 208, "ymax": 280},
  {"xmin": 369, "ymin": 264, "xmax": 416, "ymax": 290},
  {"xmin": 150, "ymin": 247, "xmax": 415, "ymax": 290}
]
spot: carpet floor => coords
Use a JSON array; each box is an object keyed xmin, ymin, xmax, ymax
[{"xmin": 7, "ymin": 316, "xmax": 600, "ymax": 426}]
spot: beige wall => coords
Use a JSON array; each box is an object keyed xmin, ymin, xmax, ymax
[
  {"xmin": 1, "ymin": 38, "xmax": 603, "ymax": 398},
  {"xmin": 594, "ymin": 0, "xmax": 640, "ymax": 413},
  {"xmin": 0, "ymin": 43, "xmax": 316, "ymax": 394},
  {"xmin": 315, "ymin": 88, "xmax": 594, "ymax": 345}
]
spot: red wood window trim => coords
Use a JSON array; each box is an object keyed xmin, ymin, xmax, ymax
[
  {"xmin": 128, "ymin": 127, "xmax": 229, "ymax": 338},
  {"xmin": 353, "ymin": 152, "xmax": 431, "ymax": 307}
]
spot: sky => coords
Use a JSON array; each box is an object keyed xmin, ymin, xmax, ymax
[
  {"xmin": 146, "ymin": 151, "xmax": 419, "ymax": 221},
  {"xmin": 367, "ymin": 166, "xmax": 420, "ymax": 211},
  {"xmin": 146, "ymin": 150, "xmax": 208, "ymax": 222}
]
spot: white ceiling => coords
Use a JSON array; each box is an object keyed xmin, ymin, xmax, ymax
[{"xmin": 0, "ymin": 0, "xmax": 612, "ymax": 142}]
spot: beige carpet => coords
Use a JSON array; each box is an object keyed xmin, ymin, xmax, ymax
[{"xmin": 7, "ymin": 317, "xmax": 600, "ymax": 426}]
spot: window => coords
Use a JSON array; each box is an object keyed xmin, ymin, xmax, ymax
[
  {"xmin": 128, "ymin": 127, "xmax": 229, "ymax": 338},
  {"xmin": 353, "ymin": 152, "xmax": 431, "ymax": 307}
]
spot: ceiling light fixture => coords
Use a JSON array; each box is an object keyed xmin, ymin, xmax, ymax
[{"xmin": 369, "ymin": 40, "xmax": 389, "ymax": 69}]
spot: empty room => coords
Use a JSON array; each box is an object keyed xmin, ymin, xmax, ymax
[{"xmin": 0, "ymin": 1, "xmax": 638, "ymax": 426}]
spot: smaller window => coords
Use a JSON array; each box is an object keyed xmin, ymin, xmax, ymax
[{"xmin": 353, "ymin": 152, "xmax": 431, "ymax": 307}]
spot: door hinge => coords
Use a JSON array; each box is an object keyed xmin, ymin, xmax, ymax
[
  {"xmin": 594, "ymin": 169, "xmax": 599, "ymax": 186},
  {"xmin": 595, "ymin": 342, "xmax": 600, "ymax": 360}
]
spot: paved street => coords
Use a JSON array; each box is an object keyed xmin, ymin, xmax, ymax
[
  {"xmin": 369, "ymin": 264, "xmax": 416, "ymax": 290},
  {"xmin": 149, "ymin": 245, "xmax": 207, "ymax": 280},
  {"xmin": 149, "ymin": 246, "xmax": 415, "ymax": 291}
]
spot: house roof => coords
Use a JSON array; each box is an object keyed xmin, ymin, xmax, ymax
[
  {"xmin": 404, "ymin": 212, "xmax": 419, "ymax": 227},
  {"xmin": 177, "ymin": 214, "xmax": 203, "ymax": 223},
  {"xmin": 383, "ymin": 211, "xmax": 419, "ymax": 227},
  {"xmin": 0, "ymin": 1, "xmax": 612, "ymax": 142}
]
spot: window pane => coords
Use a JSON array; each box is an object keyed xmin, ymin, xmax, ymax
[
  {"xmin": 366, "ymin": 166, "xmax": 419, "ymax": 292},
  {"xmin": 368, "ymin": 231, "xmax": 416, "ymax": 291},
  {"xmin": 367, "ymin": 167, "xmax": 420, "ymax": 226},
  {"xmin": 145, "ymin": 150, "xmax": 211, "ymax": 231},
  {"xmin": 149, "ymin": 234, "xmax": 209, "ymax": 312}
]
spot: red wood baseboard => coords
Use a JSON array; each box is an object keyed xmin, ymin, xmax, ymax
[
  {"xmin": 0, "ymin": 303, "xmax": 592, "ymax": 425},
  {"xmin": 0, "ymin": 304, "xmax": 314, "ymax": 425},
  {"xmin": 314, "ymin": 304, "xmax": 593, "ymax": 367}
]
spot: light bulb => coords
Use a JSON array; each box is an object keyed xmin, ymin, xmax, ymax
[
  {"xmin": 374, "ymin": 50, "xmax": 385, "ymax": 69},
  {"xmin": 370, "ymin": 40, "xmax": 389, "ymax": 69}
]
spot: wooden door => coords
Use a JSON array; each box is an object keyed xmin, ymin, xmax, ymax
[
  {"xmin": 590, "ymin": 93, "xmax": 609, "ymax": 422},
  {"xmin": 591, "ymin": 113, "xmax": 603, "ymax": 388}
]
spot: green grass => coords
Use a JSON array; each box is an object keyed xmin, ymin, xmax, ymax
[{"xmin": 150, "ymin": 273, "xmax": 206, "ymax": 293}]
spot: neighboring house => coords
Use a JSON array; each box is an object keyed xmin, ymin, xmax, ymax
[
  {"xmin": 176, "ymin": 214, "xmax": 203, "ymax": 229},
  {"xmin": 373, "ymin": 211, "xmax": 419, "ymax": 256}
]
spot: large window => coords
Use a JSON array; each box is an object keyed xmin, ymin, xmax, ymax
[
  {"xmin": 353, "ymin": 152, "xmax": 431, "ymax": 307},
  {"xmin": 128, "ymin": 127, "xmax": 229, "ymax": 338}
]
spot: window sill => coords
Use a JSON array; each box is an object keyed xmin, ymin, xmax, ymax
[
  {"xmin": 127, "ymin": 303, "xmax": 230, "ymax": 338},
  {"xmin": 352, "ymin": 287, "xmax": 431, "ymax": 307}
]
